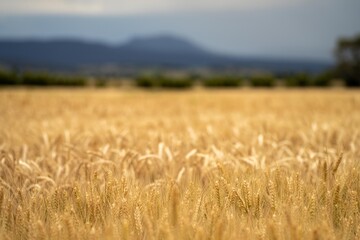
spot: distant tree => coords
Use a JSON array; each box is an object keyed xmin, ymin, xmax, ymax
[
  {"xmin": 285, "ymin": 73, "xmax": 312, "ymax": 87},
  {"xmin": 203, "ymin": 76, "xmax": 242, "ymax": 88},
  {"xmin": 95, "ymin": 78, "xmax": 107, "ymax": 88},
  {"xmin": 250, "ymin": 75, "xmax": 275, "ymax": 87},
  {"xmin": 158, "ymin": 76, "xmax": 193, "ymax": 89},
  {"xmin": 0, "ymin": 70, "xmax": 19, "ymax": 85},
  {"xmin": 335, "ymin": 34, "xmax": 360, "ymax": 87},
  {"xmin": 136, "ymin": 74, "xmax": 193, "ymax": 89},
  {"xmin": 312, "ymin": 71, "xmax": 333, "ymax": 87},
  {"xmin": 21, "ymin": 72, "xmax": 86, "ymax": 87}
]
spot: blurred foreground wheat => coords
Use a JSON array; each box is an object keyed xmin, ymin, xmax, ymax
[{"xmin": 0, "ymin": 89, "xmax": 359, "ymax": 239}]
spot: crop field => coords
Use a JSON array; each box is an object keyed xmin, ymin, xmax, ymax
[{"xmin": 0, "ymin": 89, "xmax": 359, "ymax": 240}]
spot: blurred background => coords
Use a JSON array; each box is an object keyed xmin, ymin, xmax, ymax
[{"xmin": 0, "ymin": 0, "xmax": 359, "ymax": 88}]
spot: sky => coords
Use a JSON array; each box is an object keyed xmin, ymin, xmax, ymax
[
  {"xmin": 0, "ymin": 0, "xmax": 314, "ymax": 15},
  {"xmin": 0, "ymin": 0, "xmax": 359, "ymax": 61}
]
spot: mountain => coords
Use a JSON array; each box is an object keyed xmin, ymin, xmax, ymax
[
  {"xmin": 122, "ymin": 35, "xmax": 206, "ymax": 54},
  {"xmin": 0, "ymin": 35, "xmax": 331, "ymax": 73},
  {"xmin": 115, "ymin": 35, "xmax": 226, "ymax": 67}
]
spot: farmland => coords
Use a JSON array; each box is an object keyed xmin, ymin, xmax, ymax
[{"xmin": 0, "ymin": 89, "xmax": 359, "ymax": 239}]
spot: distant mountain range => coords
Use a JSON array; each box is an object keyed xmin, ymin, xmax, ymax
[{"xmin": 0, "ymin": 35, "xmax": 331, "ymax": 73}]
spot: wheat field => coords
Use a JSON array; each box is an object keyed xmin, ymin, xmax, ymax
[{"xmin": 0, "ymin": 89, "xmax": 359, "ymax": 240}]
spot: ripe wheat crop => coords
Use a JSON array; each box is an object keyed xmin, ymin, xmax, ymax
[{"xmin": 0, "ymin": 89, "xmax": 359, "ymax": 239}]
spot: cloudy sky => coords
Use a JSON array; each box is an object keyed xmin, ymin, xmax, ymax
[
  {"xmin": 0, "ymin": 0, "xmax": 314, "ymax": 15},
  {"xmin": 0, "ymin": 0, "xmax": 359, "ymax": 61}
]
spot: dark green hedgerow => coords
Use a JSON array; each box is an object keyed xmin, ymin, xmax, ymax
[
  {"xmin": 203, "ymin": 76, "xmax": 242, "ymax": 88},
  {"xmin": 250, "ymin": 75, "xmax": 276, "ymax": 87},
  {"xmin": 136, "ymin": 75, "xmax": 194, "ymax": 89}
]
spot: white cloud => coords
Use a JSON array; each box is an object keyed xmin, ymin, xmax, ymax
[
  {"xmin": 0, "ymin": 0, "xmax": 306, "ymax": 15},
  {"xmin": 0, "ymin": 0, "xmax": 104, "ymax": 15},
  {"xmin": 106, "ymin": 0, "xmax": 304, "ymax": 14}
]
